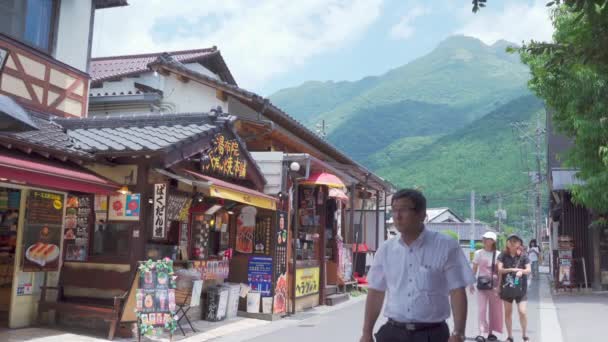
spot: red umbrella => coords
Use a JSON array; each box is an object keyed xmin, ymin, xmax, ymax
[{"xmin": 300, "ymin": 172, "xmax": 345, "ymax": 189}]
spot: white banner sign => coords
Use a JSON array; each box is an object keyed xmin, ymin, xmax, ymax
[{"xmin": 153, "ymin": 184, "xmax": 167, "ymax": 239}]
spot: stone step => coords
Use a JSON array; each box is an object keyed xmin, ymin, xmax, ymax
[
  {"xmin": 325, "ymin": 293, "xmax": 349, "ymax": 306},
  {"xmin": 325, "ymin": 285, "xmax": 339, "ymax": 295}
]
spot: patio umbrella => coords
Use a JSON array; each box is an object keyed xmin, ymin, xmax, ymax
[{"xmin": 300, "ymin": 172, "xmax": 345, "ymax": 189}]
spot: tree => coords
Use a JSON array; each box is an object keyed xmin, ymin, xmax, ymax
[
  {"xmin": 476, "ymin": 1, "xmax": 608, "ymax": 215},
  {"xmin": 518, "ymin": 7, "xmax": 608, "ymax": 215}
]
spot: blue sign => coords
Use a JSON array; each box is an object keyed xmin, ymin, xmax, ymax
[
  {"xmin": 470, "ymin": 240, "xmax": 475, "ymax": 250},
  {"xmin": 248, "ymin": 256, "xmax": 273, "ymax": 297}
]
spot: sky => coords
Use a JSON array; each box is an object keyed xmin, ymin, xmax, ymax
[{"xmin": 92, "ymin": 0, "xmax": 554, "ymax": 96}]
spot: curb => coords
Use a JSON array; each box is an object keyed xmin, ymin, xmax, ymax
[{"xmin": 539, "ymin": 275, "xmax": 564, "ymax": 342}]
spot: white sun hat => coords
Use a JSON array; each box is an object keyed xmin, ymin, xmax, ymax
[{"xmin": 482, "ymin": 231, "xmax": 497, "ymax": 241}]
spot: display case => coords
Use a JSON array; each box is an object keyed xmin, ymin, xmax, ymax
[{"xmin": 296, "ymin": 187, "xmax": 321, "ymax": 261}]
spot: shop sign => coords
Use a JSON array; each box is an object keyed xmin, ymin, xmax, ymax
[
  {"xmin": 0, "ymin": 48, "xmax": 7, "ymax": 72},
  {"xmin": 248, "ymin": 256, "xmax": 273, "ymax": 297},
  {"xmin": 23, "ymin": 191, "xmax": 64, "ymax": 272},
  {"xmin": 295, "ymin": 267, "xmax": 319, "ymax": 298},
  {"xmin": 136, "ymin": 259, "xmax": 177, "ymax": 336},
  {"xmin": 63, "ymin": 195, "xmax": 91, "ymax": 261},
  {"xmin": 108, "ymin": 194, "xmax": 140, "ymax": 221},
  {"xmin": 153, "ymin": 184, "xmax": 167, "ymax": 239},
  {"xmin": 236, "ymin": 206, "xmax": 256, "ymax": 254},
  {"xmin": 202, "ymin": 133, "xmax": 247, "ymax": 179},
  {"xmin": 273, "ymin": 211, "xmax": 288, "ymax": 313}
]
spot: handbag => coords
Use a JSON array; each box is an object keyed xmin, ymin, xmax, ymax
[
  {"xmin": 476, "ymin": 250, "xmax": 496, "ymax": 290},
  {"xmin": 501, "ymin": 255, "xmax": 525, "ymax": 299}
]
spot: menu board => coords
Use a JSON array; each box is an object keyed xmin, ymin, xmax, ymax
[
  {"xmin": 136, "ymin": 262, "xmax": 177, "ymax": 334},
  {"xmin": 248, "ymin": 256, "xmax": 273, "ymax": 297},
  {"xmin": 273, "ymin": 211, "xmax": 288, "ymax": 314},
  {"xmin": 191, "ymin": 260, "xmax": 230, "ymax": 280},
  {"xmin": 64, "ymin": 195, "xmax": 91, "ymax": 261},
  {"xmin": 165, "ymin": 194, "xmax": 191, "ymax": 222},
  {"xmin": 23, "ymin": 191, "xmax": 64, "ymax": 272},
  {"xmin": 254, "ymin": 216, "xmax": 271, "ymax": 255}
]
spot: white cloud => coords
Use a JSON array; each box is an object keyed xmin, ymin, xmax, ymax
[
  {"xmin": 93, "ymin": 0, "xmax": 383, "ymax": 90},
  {"xmin": 455, "ymin": 0, "xmax": 553, "ymax": 45},
  {"xmin": 390, "ymin": 6, "xmax": 430, "ymax": 40}
]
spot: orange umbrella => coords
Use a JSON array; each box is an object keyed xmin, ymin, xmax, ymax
[{"xmin": 300, "ymin": 172, "xmax": 345, "ymax": 189}]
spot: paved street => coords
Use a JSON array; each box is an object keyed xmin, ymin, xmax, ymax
[
  {"xmin": 0, "ymin": 275, "xmax": 586, "ymax": 342},
  {"xmin": 216, "ymin": 280, "xmax": 540, "ymax": 342}
]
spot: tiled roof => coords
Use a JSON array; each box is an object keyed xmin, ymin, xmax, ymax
[
  {"xmin": 54, "ymin": 112, "xmax": 225, "ymax": 153},
  {"xmin": 0, "ymin": 112, "xmax": 93, "ymax": 159},
  {"xmin": 89, "ymin": 48, "xmax": 218, "ymax": 83},
  {"xmin": 147, "ymin": 54, "xmax": 395, "ymax": 192}
]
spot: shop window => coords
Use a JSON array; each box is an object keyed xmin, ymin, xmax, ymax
[
  {"xmin": 91, "ymin": 222, "xmax": 131, "ymax": 257},
  {"xmin": 0, "ymin": 0, "xmax": 57, "ymax": 53}
]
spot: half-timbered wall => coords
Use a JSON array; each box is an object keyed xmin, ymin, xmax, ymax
[{"xmin": 0, "ymin": 34, "xmax": 89, "ymax": 118}]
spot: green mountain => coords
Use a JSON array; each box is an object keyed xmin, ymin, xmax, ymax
[
  {"xmin": 270, "ymin": 35, "xmax": 531, "ymax": 163},
  {"xmin": 375, "ymin": 95, "xmax": 545, "ymax": 224},
  {"xmin": 269, "ymin": 35, "xmax": 544, "ymax": 227}
]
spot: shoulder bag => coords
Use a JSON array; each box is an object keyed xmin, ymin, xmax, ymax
[{"xmin": 476, "ymin": 250, "xmax": 496, "ymax": 290}]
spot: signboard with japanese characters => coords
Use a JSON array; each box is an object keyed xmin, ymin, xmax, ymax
[
  {"xmin": 248, "ymin": 256, "xmax": 273, "ymax": 297},
  {"xmin": 153, "ymin": 184, "xmax": 167, "ymax": 239},
  {"xmin": 295, "ymin": 267, "xmax": 319, "ymax": 298},
  {"xmin": 202, "ymin": 133, "xmax": 247, "ymax": 179}
]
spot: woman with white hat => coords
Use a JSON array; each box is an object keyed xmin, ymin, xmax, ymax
[{"xmin": 470, "ymin": 231, "xmax": 503, "ymax": 342}]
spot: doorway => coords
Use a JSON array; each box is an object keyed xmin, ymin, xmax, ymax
[{"xmin": 0, "ymin": 187, "xmax": 20, "ymax": 326}]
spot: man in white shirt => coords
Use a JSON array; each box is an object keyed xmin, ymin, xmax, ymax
[{"xmin": 361, "ymin": 189, "xmax": 475, "ymax": 342}]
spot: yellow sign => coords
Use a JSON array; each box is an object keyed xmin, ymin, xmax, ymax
[
  {"xmin": 295, "ymin": 267, "xmax": 320, "ymax": 298},
  {"xmin": 53, "ymin": 199, "xmax": 63, "ymax": 210},
  {"xmin": 208, "ymin": 185, "xmax": 277, "ymax": 211},
  {"xmin": 203, "ymin": 133, "xmax": 247, "ymax": 179}
]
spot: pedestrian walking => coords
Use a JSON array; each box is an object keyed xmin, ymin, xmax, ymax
[
  {"xmin": 528, "ymin": 240, "xmax": 540, "ymax": 279},
  {"xmin": 498, "ymin": 234, "xmax": 532, "ymax": 342},
  {"xmin": 470, "ymin": 231, "xmax": 503, "ymax": 342},
  {"xmin": 360, "ymin": 189, "xmax": 475, "ymax": 342}
]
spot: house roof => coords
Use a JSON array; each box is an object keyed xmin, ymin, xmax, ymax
[
  {"xmin": 146, "ymin": 54, "xmax": 395, "ymax": 192},
  {"xmin": 426, "ymin": 207, "xmax": 464, "ymax": 223},
  {"xmin": 54, "ymin": 112, "xmax": 224, "ymax": 154},
  {"xmin": 425, "ymin": 222, "xmax": 496, "ymax": 240},
  {"xmin": 89, "ymin": 48, "xmax": 236, "ymax": 85},
  {"xmin": 94, "ymin": 0, "xmax": 129, "ymax": 9},
  {"xmin": 552, "ymin": 169, "xmax": 584, "ymax": 190},
  {"xmin": 0, "ymin": 111, "xmax": 94, "ymax": 161}
]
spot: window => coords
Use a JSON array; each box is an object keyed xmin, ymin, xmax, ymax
[
  {"xmin": 0, "ymin": 0, "xmax": 57, "ymax": 53},
  {"xmin": 91, "ymin": 222, "xmax": 131, "ymax": 257}
]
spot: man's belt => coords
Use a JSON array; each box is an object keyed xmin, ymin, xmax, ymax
[{"xmin": 387, "ymin": 319, "xmax": 444, "ymax": 332}]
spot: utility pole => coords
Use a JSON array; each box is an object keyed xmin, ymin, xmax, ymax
[
  {"xmin": 511, "ymin": 116, "xmax": 546, "ymax": 242},
  {"xmin": 470, "ymin": 190, "xmax": 475, "ymax": 259},
  {"xmin": 315, "ymin": 120, "xmax": 328, "ymax": 139},
  {"xmin": 497, "ymin": 193, "xmax": 503, "ymax": 234},
  {"xmin": 534, "ymin": 115, "xmax": 543, "ymax": 242}
]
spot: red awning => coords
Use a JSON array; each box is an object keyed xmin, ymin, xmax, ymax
[
  {"xmin": 300, "ymin": 172, "xmax": 345, "ymax": 189},
  {"xmin": 352, "ymin": 243, "xmax": 370, "ymax": 253},
  {"xmin": 0, "ymin": 154, "xmax": 118, "ymax": 194}
]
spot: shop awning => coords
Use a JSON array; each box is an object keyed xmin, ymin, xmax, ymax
[
  {"xmin": 300, "ymin": 171, "xmax": 345, "ymax": 189},
  {"xmin": 329, "ymin": 188, "xmax": 349, "ymax": 201},
  {"xmin": 0, "ymin": 154, "xmax": 118, "ymax": 194},
  {"xmin": 183, "ymin": 170, "xmax": 277, "ymax": 211}
]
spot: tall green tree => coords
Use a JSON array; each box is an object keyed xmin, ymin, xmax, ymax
[{"xmin": 516, "ymin": 6, "xmax": 608, "ymax": 215}]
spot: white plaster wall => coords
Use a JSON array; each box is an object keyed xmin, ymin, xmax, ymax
[
  {"xmin": 54, "ymin": 0, "xmax": 93, "ymax": 72},
  {"xmin": 184, "ymin": 63, "xmax": 219, "ymax": 80},
  {"xmin": 162, "ymin": 73, "xmax": 226, "ymax": 113}
]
